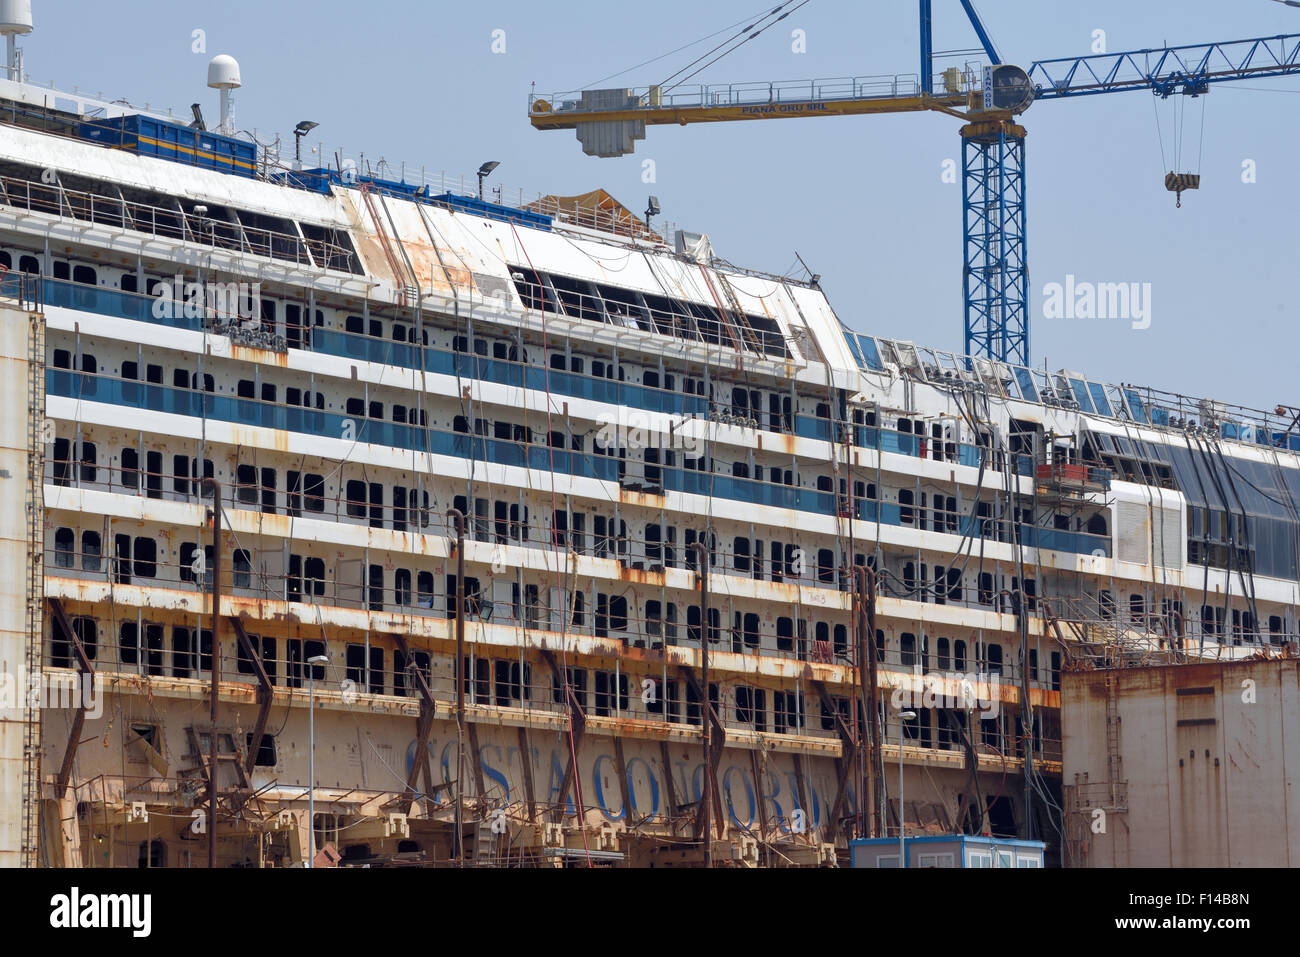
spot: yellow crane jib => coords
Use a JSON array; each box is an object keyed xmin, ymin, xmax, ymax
[{"xmin": 527, "ymin": 76, "xmax": 977, "ymax": 157}]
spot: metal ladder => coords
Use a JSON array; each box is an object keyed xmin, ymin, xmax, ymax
[
  {"xmin": 715, "ymin": 270, "xmax": 764, "ymax": 355},
  {"xmin": 1103, "ymin": 674, "xmax": 1126, "ymax": 812},
  {"xmin": 473, "ymin": 817, "xmax": 498, "ymax": 865},
  {"xmin": 698, "ymin": 266, "xmax": 761, "ymax": 356},
  {"xmin": 21, "ymin": 300, "xmax": 45, "ymax": 867},
  {"xmin": 358, "ymin": 187, "xmax": 419, "ymax": 309}
]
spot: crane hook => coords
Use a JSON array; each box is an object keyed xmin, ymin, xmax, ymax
[{"xmin": 1165, "ymin": 171, "xmax": 1200, "ymax": 208}]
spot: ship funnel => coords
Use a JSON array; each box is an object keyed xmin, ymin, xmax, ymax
[
  {"xmin": 207, "ymin": 54, "xmax": 241, "ymax": 134},
  {"xmin": 0, "ymin": 0, "xmax": 32, "ymax": 83}
]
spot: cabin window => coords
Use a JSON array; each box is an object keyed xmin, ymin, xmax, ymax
[
  {"xmin": 777, "ymin": 617, "xmax": 794, "ymax": 652},
  {"xmin": 345, "ymin": 479, "xmax": 366, "ymax": 518},
  {"xmin": 900, "ymin": 633, "xmax": 917, "ymax": 667},
  {"xmin": 172, "ymin": 626, "xmax": 195, "ymax": 678},
  {"xmin": 54, "ymin": 527, "xmax": 74, "ymax": 567},
  {"xmin": 120, "ymin": 622, "xmax": 138, "ymax": 666},
  {"xmin": 79, "ymin": 442, "xmax": 97, "ymax": 483},
  {"xmin": 132, "ymin": 537, "xmax": 157, "ymax": 578},
  {"xmin": 233, "ymin": 549, "xmax": 252, "ymax": 588},
  {"xmin": 380, "ymin": 564, "xmax": 407, "ymax": 607},
  {"xmin": 81, "ymin": 531, "xmax": 101, "ymax": 572},
  {"xmin": 367, "ymin": 564, "xmax": 384, "ymax": 610},
  {"xmin": 773, "ymin": 690, "xmax": 803, "ymax": 734},
  {"xmin": 237, "ymin": 464, "xmax": 258, "ymax": 505},
  {"xmin": 121, "ymin": 447, "xmax": 139, "ymax": 489},
  {"xmin": 246, "ymin": 733, "xmax": 277, "ymax": 767},
  {"xmin": 593, "ymin": 671, "xmax": 629, "ymax": 716},
  {"xmin": 52, "ymin": 438, "xmax": 70, "ymax": 486}
]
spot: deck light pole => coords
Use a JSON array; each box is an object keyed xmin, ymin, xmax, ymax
[
  {"xmin": 688, "ymin": 541, "xmax": 712, "ymax": 867},
  {"xmin": 644, "ymin": 195, "xmax": 660, "ymax": 229},
  {"xmin": 477, "ymin": 161, "xmax": 500, "ymax": 201},
  {"xmin": 446, "ymin": 508, "xmax": 467, "ymax": 866},
  {"xmin": 201, "ymin": 477, "xmax": 221, "ymax": 869},
  {"xmin": 294, "ymin": 120, "xmax": 319, "ymax": 169},
  {"xmin": 898, "ymin": 708, "xmax": 916, "ymax": 867}
]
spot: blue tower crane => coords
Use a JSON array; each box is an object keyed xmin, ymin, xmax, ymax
[
  {"xmin": 935, "ymin": 1, "xmax": 1300, "ymax": 365},
  {"xmin": 531, "ymin": 3, "xmax": 1300, "ymax": 367}
]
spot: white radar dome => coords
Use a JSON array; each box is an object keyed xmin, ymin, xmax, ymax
[
  {"xmin": 207, "ymin": 54, "xmax": 242, "ymax": 90},
  {"xmin": 0, "ymin": 0, "xmax": 33, "ymax": 35}
]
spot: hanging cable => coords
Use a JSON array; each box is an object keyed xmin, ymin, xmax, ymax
[
  {"xmin": 658, "ymin": 3, "xmax": 792, "ymax": 90},
  {"xmin": 660, "ymin": 1, "xmax": 813, "ymax": 94},
  {"xmin": 1151, "ymin": 91, "xmax": 1169, "ymax": 176},
  {"xmin": 582, "ymin": 3, "xmax": 782, "ymax": 90}
]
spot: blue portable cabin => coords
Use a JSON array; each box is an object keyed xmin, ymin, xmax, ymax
[
  {"xmin": 849, "ymin": 835, "xmax": 1046, "ymax": 868},
  {"xmin": 77, "ymin": 115, "xmax": 258, "ymax": 178}
]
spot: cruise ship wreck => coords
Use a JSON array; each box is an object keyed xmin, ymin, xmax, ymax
[{"xmin": 2, "ymin": 9, "xmax": 1297, "ymax": 869}]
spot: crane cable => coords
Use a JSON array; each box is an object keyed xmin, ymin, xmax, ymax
[
  {"xmin": 581, "ymin": 3, "xmax": 788, "ymax": 90},
  {"xmin": 659, "ymin": 0, "xmax": 813, "ymax": 94},
  {"xmin": 1152, "ymin": 86, "xmax": 1207, "ymax": 207},
  {"xmin": 1173, "ymin": 92, "xmax": 1208, "ymax": 175},
  {"xmin": 658, "ymin": 2, "xmax": 796, "ymax": 90}
]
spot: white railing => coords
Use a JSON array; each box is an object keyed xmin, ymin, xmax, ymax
[{"xmin": 307, "ymin": 150, "xmax": 679, "ymax": 243}]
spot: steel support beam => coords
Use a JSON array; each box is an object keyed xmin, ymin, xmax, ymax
[
  {"xmin": 518, "ymin": 727, "xmax": 537, "ymax": 822},
  {"xmin": 540, "ymin": 647, "xmax": 587, "ymax": 825},
  {"xmin": 466, "ymin": 723, "xmax": 487, "ymax": 803},
  {"xmin": 1028, "ymin": 33, "xmax": 1300, "ymax": 101},
  {"xmin": 962, "ymin": 119, "xmax": 1028, "ymax": 367},
  {"xmin": 749, "ymin": 748, "xmax": 770, "ymax": 848},
  {"xmin": 660, "ymin": 741, "xmax": 679, "ymax": 831},
  {"xmin": 228, "ymin": 616, "xmax": 273, "ymax": 777},
  {"xmin": 957, "ymin": 0, "xmax": 1003, "ymax": 63},
  {"xmin": 46, "ymin": 597, "xmax": 94, "ymax": 798},
  {"xmin": 792, "ymin": 754, "xmax": 812, "ymax": 843},
  {"xmin": 613, "ymin": 737, "xmax": 634, "ymax": 827},
  {"xmin": 812, "ymin": 677, "xmax": 859, "ymax": 844},
  {"xmin": 679, "ymin": 665, "xmax": 725, "ymax": 844},
  {"xmin": 392, "ymin": 632, "xmax": 437, "ymax": 814},
  {"xmin": 919, "ymin": 0, "xmax": 933, "ymax": 94},
  {"xmin": 857, "ymin": 566, "xmax": 886, "ymax": 838}
]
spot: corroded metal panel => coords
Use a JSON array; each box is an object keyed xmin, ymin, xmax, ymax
[{"xmin": 1063, "ymin": 660, "xmax": 1300, "ymax": 867}]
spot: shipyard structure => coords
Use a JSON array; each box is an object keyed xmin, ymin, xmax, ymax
[
  {"xmin": 0, "ymin": 26, "xmax": 1297, "ymax": 867},
  {"xmin": 1062, "ymin": 657, "xmax": 1300, "ymax": 868}
]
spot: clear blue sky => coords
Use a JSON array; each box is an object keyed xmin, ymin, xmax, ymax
[{"xmin": 36, "ymin": 0, "xmax": 1300, "ymax": 411}]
